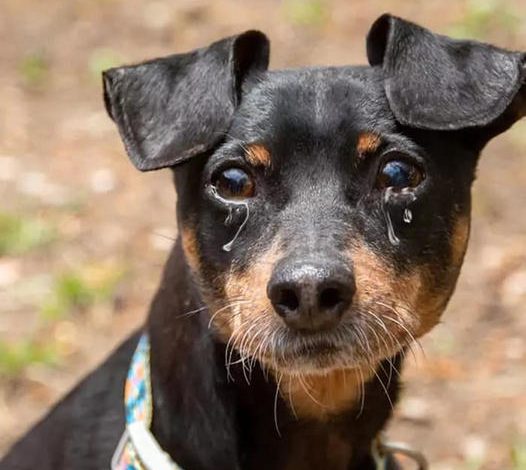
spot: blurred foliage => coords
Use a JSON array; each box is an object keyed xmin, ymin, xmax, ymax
[
  {"xmin": 449, "ymin": 0, "xmax": 520, "ymax": 39},
  {"xmin": 282, "ymin": 0, "xmax": 328, "ymax": 27},
  {"xmin": 0, "ymin": 213, "xmax": 55, "ymax": 256},
  {"xmin": 0, "ymin": 262, "xmax": 126, "ymax": 379},
  {"xmin": 512, "ymin": 440, "xmax": 526, "ymax": 470},
  {"xmin": 0, "ymin": 339, "xmax": 57, "ymax": 378},
  {"xmin": 509, "ymin": 121, "xmax": 526, "ymax": 149},
  {"xmin": 88, "ymin": 48, "xmax": 123, "ymax": 81},
  {"xmin": 463, "ymin": 459, "xmax": 483, "ymax": 470},
  {"xmin": 18, "ymin": 51, "xmax": 49, "ymax": 89},
  {"xmin": 40, "ymin": 262, "xmax": 126, "ymax": 321},
  {"xmin": 428, "ymin": 329, "xmax": 457, "ymax": 356}
]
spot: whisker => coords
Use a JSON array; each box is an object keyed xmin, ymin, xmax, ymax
[
  {"xmin": 297, "ymin": 374, "xmax": 327, "ymax": 409},
  {"xmin": 361, "ymin": 320, "xmax": 394, "ymax": 386},
  {"xmin": 375, "ymin": 301, "xmax": 426, "ymax": 359},
  {"xmin": 151, "ymin": 231, "xmax": 177, "ymax": 242},
  {"xmin": 368, "ymin": 317, "xmax": 399, "ymax": 352},
  {"xmin": 274, "ymin": 372, "xmax": 283, "ymax": 437},
  {"xmin": 371, "ymin": 364, "xmax": 395, "ymax": 410},
  {"xmin": 208, "ymin": 300, "xmax": 251, "ymax": 328},
  {"xmin": 359, "ymin": 312, "xmax": 403, "ymax": 382},
  {"xmin": 356, "ymin": 366, "xmax": 366, "ymax": 418},
  {"xmin": 287, "ymin": 375, "xmax": 298, "ymax": 419},
  {"xmin": 176, "ymin": 305, "xmax": 208, "ymax": 318},
  {"xmin": 237, "ymin": 320, "xmax": 266, "ymax": 383},
  {"xmin": 351, "ymin": 325, "xmax": 394, "ymax": 411},
  {"xmin": 381, "ymin": 314, "xmax": 421, "ymax": 362}
]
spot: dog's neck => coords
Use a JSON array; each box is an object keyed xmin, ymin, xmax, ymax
[{"xmin": 146, "ymin": 242, "xmax": 402, "ymax": 470}]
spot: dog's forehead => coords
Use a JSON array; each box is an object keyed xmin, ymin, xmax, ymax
[{"xmin": 231, "ymin": 66, "xmax": 396, "ymax": 142}]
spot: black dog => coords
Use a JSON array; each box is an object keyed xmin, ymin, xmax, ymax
[{"xmin": 2, "ymin": 14, "xmax": 525, "ymax": 470}]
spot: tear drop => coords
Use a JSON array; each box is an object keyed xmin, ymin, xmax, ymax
[
  {"xmin": 403, "ymin": 208, "xmax": 413, "ymax": 224},
  {"xmin": 224, "ymin": 206, "xmax": 234, "ymax": 226},
  {"xmin": 222, "ymin": 202, "xmax": 250, "ymax": 252},
  {"xmin": 382, "ymin": 188, "xmax": 400, "ymax": 246}
]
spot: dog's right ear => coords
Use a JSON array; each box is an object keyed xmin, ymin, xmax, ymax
[{"xmin": 102, "ymin": 31, "xmax": 270, "ymax": 171}]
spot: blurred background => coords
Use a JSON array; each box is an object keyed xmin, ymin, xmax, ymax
[{"xmin": 0, "ymin": 0, "xmax": 525, "ymax": 468}]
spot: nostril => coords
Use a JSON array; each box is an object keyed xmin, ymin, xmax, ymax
[
  {"xmin": 268, "ymin": 261, "xmax": 355, "ymax": 330},
  {"xmin": 318, "ymin": 287, "xmax": 344, "ymax": 310},
  {"xmin": 277, "ymin": 288, "xmax": 300, "ymax": 312}
]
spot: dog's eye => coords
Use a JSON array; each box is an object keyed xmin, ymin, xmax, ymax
[
  {"xmin": 376, "ymin": 159, "xmax": 424, "ymax": 190},
  {"xmin": 213, "ymin": 168, "xmax": 255, "ymax": 200}
]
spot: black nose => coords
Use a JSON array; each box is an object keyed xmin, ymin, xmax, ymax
[{"xmin": 267, "ymin": 259, "xmax": 355, "ymax": 332}]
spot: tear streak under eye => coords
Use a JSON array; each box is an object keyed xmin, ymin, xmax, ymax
[
  {"xmin": 208, "ymin": 185, "xmax": 251, "ymax": 252},
  {"xmin": 382, "ymin": 188, "xmax": 417, "ymax": 246},
  {"xmin": 223, "ymin": 203, "xmax": 250, "ymax": 252}
]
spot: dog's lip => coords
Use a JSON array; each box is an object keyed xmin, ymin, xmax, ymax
[
  {"xmin": 257, "ymin": 340, "xmax": 342, "ymax": 365},
  {"xmin": 289, "ymin": 337, "xmax": 341, "ymax": 357}
]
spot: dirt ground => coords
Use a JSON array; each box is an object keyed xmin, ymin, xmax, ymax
[{"xmin": 1, "ymin": 0, "xmax": 525, "ymax": 468}]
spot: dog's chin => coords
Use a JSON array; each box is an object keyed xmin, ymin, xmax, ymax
[
  {"xmin": 253, "ymin": 333, "xmax": 403, "ymax": 376},
  {"xmin": 262, "ymin": 350, "xmax": 357, "ymax": 376},
  {"xmin": 219, "ymin": 305, "xmax": 417, "ymax": 376}
]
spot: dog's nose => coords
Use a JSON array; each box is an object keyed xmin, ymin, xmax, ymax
[{"xmin": 267, "ymin": 259, "xmax": 355, "ymax": 332}]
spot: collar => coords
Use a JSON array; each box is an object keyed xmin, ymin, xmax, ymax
[
  {"xmin": 373, "ymin": 438, "xmax": 429, "ymax": 470},
  {"xmin": 111, "ymin": 334, "xmax": 180, "ymax": 470},
  {"xmin": 111, "ymin": 334, "xmax": 427, "ymax": 470}
]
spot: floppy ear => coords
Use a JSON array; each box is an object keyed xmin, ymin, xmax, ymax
[
  {"xmin": 367, "ymin": 14, "xmax": 526, "ymax": 134},
  {"xmin": 102, "ymin": 31, "xmax": 270, "ymax": 171}
]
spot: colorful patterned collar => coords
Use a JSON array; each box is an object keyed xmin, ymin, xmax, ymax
[
  {"xmin": 111, "ymin": 334, "xmax": 181, "ymax": 470},
  {"xmin": 111, "ymin": 334, "xmax": 427, "ymax": 470}
]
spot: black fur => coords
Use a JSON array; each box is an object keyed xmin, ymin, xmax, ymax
[
  {"xmin": 102, "ymin": 31, "xmax": 269, "ymax": 171},
  {"xmin": 2, "ymin": 14, "xmax": 524, "ymax": 470},
  {"xmin": 367, "ymin": 14, "xmax": 525, "ymax": 131}
]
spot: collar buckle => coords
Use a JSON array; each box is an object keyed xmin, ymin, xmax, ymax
[{"xmin": 374, "ymin": 437, "xmax": 429, "ymax": 470}]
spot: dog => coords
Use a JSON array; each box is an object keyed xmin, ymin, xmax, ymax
[{"xmin": 2, "ymin": 13, "xmax": 525, "ymax": 470}]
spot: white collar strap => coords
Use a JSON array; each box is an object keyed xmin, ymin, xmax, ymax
[{"xmin": 111, "ymin": 334, "xmax": 182, "ymax": 470}]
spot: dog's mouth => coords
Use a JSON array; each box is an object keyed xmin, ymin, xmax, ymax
[
  {"xmin": 257, "ymin": 330, "xmax": 384, "ymax": 373},
  {"xmin": 221, "ymin": 306, "xmax": 420, "ymax": 376},
  {"xmin": 295, "ymin": 340, "xmax": 340, "ymax": 357}
]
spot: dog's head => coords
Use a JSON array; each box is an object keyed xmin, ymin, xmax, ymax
[{"xmin": 103, "ymin": 15, "xmax": 525, "ymax": 375}]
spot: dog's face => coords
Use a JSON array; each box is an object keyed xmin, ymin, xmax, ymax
[
  {"xmin": 178, "ymin": 69, "xmax": 473, "ymax": 375},
  {"xmin": 104, "ymin": 15, "xmax": 525, "ymax": 375}
]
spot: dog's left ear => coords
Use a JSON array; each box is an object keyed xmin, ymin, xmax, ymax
[
  {"xmin": 367, "ymin": 14, "xmax": 526, "ymax": 141},
  {"xmin": 102, "ymin": 31, "xmax": 270, "ymax": 171}
]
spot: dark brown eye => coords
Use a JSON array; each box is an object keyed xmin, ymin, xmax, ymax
[
  {"xmin": 213, "ymin": 168, "xmax": 255, "ymax": 200},
  {"xmin": 376, "ymin": 159, "xmax": 424, "ymax": 190}
]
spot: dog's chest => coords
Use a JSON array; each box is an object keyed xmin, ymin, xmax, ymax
[
  {"xmin": 282, "ymin": 430, "xmax": 353, "ymax": 470},
  {"xmin": 236, "ymin": 368, "xmax": 376, "ymax": 469},
  {"xmin": 246, "ymin": 423, "xmax": 354, "ymax": 470},
  {"xmin": 277, "ymin": 368, "xmax": 371, "ymax": 420}
]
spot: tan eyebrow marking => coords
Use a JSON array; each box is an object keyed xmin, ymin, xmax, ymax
[
  {"xmin": 246, "ymin": 143, "xmax": 271, "ymax": 168},
  {"xmin": 356, "ymin": 132, "xmax": 381, "ymax": 157}
]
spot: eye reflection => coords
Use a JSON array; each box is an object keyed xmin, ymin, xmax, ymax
[
  {"xmin": 376, "ymin": 159, "xmax": 424, "ymax": 190},
  {"xmin": 213, "ymin": 168, "xmax": 255, "ymax": 200}
]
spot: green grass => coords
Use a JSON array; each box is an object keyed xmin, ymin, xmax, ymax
[
  {"xmin": 40, "ymin": 263, "xmax": 126, "ymax": 321},
  {"xmin": 0, "ymin": 262, "xmax": 126, "ymax": 378},
  {"xmin": 0, "ymin": 213, "xmax": 55, "ymax": 256},
  {"xmin": 509, "ymin": 121, "xmax": 526, "ymax": 149},
  {"xmin": 0, "ymin": 339, "xmax": 57, "ymax": 378},
  {"xmin": 283, "ymin": 0, "xmax": 328, "ymax": 27},
  {"xmin": 448, "ymin": 0, "xmax": 520, "ymax": 39},
  {"xmin": 462, "ymin": 459, "xmax": 483, "ymax": 470},
  {"xmin": 88, "ymin": 48, "xmax": 122, "ymax": 81},
  {"xmin": 19, "ymin": 51, "xmax": 49, "ymax": 88},
  {"xmin": 512, "ymin": 439, "xmax": 526, "ymax": 470}
]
